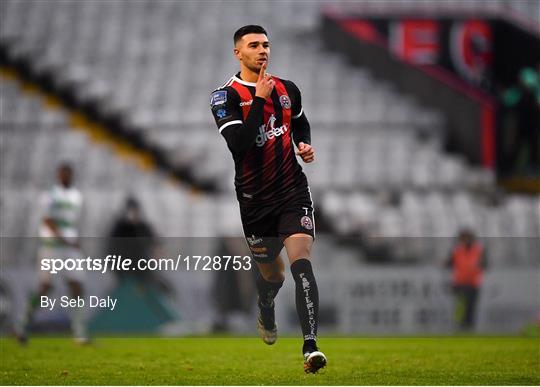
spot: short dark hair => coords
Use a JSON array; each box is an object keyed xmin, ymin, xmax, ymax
[
  {"xmin": 234, "ymin": 25, "xmax": 267, "ymax": 45},
  {"xmin": 125, "ymin": 196, "xmax": 140, "ymax": 210},
  {"xmin": 58, "ymin": 161, "xmax": 73, "ymax": 172}
]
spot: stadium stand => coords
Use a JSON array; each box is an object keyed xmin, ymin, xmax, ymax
[
  {"xmin": 1, "ymin": 0, "xmax": 539, "ymax": 269},
  {"xmin": 0, "ymin": 78, "xmax": 243, "ymax": 241}
]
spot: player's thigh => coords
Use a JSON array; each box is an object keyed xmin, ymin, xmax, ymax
[
  {"xmin": 277, "ymin": 195, "xmax": 315, "ymax": 264},
  {"xmin": 39, "ymin": 245, "xmax": 86, "ymax": 286},
  {"xmin": 62, "ymin": 246, "xmax": 86, "ymax": 285},
  {"xmin": 36, "ymin": 245, "xmax": 55, "ymax": 286},
  {"xmin": 241, "ymin": 206, "xmax": 283, "ymax": 265}
]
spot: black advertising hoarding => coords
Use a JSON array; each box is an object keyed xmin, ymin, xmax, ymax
[
  {"xmin": 321, "ymin": 6, "xmax": 540, "ymax": 170},
  {"xmin": 370, "ymin": 18, "xmax": 494, "ymax": 89}
]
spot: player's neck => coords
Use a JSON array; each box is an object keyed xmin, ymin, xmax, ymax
[{"xmin": 239, "ymin": 68, "xmax": 258, "ymax": 84}]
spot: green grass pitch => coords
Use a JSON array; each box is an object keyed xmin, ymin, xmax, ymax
[{"xmin": 1, "ymin": 336, "xmax": 538, "ymax": 385}]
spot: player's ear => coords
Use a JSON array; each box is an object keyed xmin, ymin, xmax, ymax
[{"xmin": 233, "ymin": 47, "xmax": 241, "ymax": 59}]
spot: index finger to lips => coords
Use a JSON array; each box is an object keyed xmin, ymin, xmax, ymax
[{"xmin": 258, "ymin": 63, "xmax": 267, "ymax": 79}]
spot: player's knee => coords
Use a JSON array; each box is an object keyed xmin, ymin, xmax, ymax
[
  {"xmin": 68, "ymin": 281, "xmax": 83, "ymax": 296},
  {"xmin": 284, "ymin": 234, "xmax": 313, "ymax": 262},
  {"xmin": 39, "ymin": 282, "xmax": 52, "ymax": 295},
  {"xmin": 263, "ymin": 271, "xmax": 285, "ymax": 283},
  {"xmin": 260, "ymin": 263, "xmax": 285, "ymax": 283}
]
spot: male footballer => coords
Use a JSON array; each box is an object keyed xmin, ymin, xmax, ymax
[
  {"xmin": 210, "ymin": 25, "xmax": 326, "ymax": 373},
  {"xmin": 16, "ymin": 162, "xmax": 88, "ymax": 344}
]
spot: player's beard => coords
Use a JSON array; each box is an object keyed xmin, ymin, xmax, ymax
[
  {"xmin": 246, "ymin": 62, "xmax": 262, "ymax": 74},
  {"xmin": 247, "ymin": 57, "xmax": 267, "ymax": 74}
]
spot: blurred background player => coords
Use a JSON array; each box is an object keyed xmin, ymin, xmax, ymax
[
  {"xmin": 15, "ymin": 162, "xmax": 88, "ymax": 344},
  {"xmin": 210, "ymin": 25, "xmax": 326, "ymax": 373},
  {"xmin": 107, "ymin": 196, "xmax": 156, "ymax": 280},
  {"xmin": 211, "ymin": 236, "xmax": 255, "ymax": 333},
  {"xmin": 106, "ymin": 196, "xmax": 173, "ymax": 295},
  {"xmin": 446, "ymin": 229, "xmax": 488, "ymax": 331}
]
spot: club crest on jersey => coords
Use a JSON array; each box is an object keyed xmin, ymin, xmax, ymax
[
  {"xmin": 210, "ymin": 90, "xmax": 227, "ymax": 107},
  {"xmin": 256, "ymin": 114, "xmax": 289, "ymax": 147},
  {"xmin": 279, "ymin": 95, "xmax": 291, "ymax": 109},
  {"xmin": 301, "ymin": 216, "xmax": 313, "ymax": 230}
]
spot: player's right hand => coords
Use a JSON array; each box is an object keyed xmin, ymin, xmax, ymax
[{"xmin": 255, "ymin": 62, "xmax": 274, "ymax": 100}]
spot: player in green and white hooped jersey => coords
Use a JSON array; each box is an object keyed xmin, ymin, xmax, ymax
[{"xmin": 16, "ymin": 163, "xmax": 88, "ymax": 344}]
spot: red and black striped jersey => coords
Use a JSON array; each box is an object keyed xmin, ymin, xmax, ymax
[{"xmin": 210, "ymin": 72, "xmax": 309, "ymax": 206}]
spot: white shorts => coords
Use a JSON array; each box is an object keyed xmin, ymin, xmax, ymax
[{"xmin": 37, "ymin": 245, "xmax": 86, "ymax": 284}]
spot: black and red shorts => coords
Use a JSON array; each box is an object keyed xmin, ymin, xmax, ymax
[{"xmin": 239, "ymin": 189, "xmax": 315, "ymax": 263}]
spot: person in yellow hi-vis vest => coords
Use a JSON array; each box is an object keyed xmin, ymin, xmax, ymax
[{"xmin": 445, "ymin": 229, "xmax": 488, "ymax": 331}]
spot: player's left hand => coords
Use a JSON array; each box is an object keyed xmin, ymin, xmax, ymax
[{"xmin": 296, "ymin": 142, "xmax": 315, "ymax": 163}]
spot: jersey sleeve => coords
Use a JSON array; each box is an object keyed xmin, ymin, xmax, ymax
[
  {"xmin": 288, "ymin": 81, "xmax": 304, "ymax": 120},
  {"xmin": 283, "ymin": 80, "xmax": 311, "ymax": 145},
  {"xmin": 209, "ymin": 87, "xmax": 243, "ymax": 133}
]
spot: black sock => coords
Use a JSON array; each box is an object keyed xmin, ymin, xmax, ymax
[
  {"xmin": 256, "ymin": 273, "xmax": 283, "ymax": 308},
  {"xmin": 290, "ymin": 258, "xmax": 319, "ymax": 354}
]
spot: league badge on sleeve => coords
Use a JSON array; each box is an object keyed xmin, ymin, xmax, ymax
[{"xmin": 210, "ymin": 90, "xmax": 227, "ymax": 107}]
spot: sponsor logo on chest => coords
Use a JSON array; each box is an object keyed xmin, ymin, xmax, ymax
[{"xmin": 255, "ymin": 114, "xmax": 288, "ymax": 147}]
